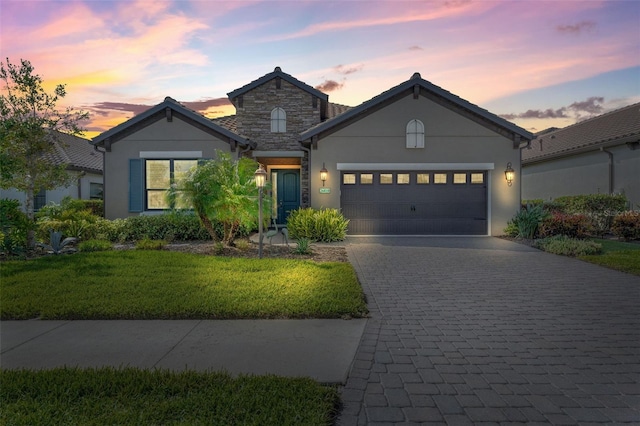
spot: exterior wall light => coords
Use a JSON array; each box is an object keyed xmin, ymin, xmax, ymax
[
  {"xmin": 320, "ymin": 163, "xmax": 328, "ymax": 186},
  {"xmin": 254, "ymin": 164, "xmax": 267, "ymax": 258},
  {"xmin": 505, "ymin": 162, "xmax": 515, "ymax": 187}
]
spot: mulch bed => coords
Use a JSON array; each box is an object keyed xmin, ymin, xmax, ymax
[{"xmin": 115, "ymin": 240, "xmax": 350, "ymax": 263}]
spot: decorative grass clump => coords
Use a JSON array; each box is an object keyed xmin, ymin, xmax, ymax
[
  {"xmin": 78, "ymin": 239, "xmax": 112, "ymax": 252},
  {"xmin": 0, "ymin": 368, "xmax": 339, "ymax": 426},
  {"xmin": 135, "ymin": 238, "xmax": 167, "ymax": 250},
  {"xmin": 0, "ymin": 251, "xmax": 368, "ymax": 320},
  {"xmin": 534, "ymin": 235, "xmax": 601, "ymax": 257}
]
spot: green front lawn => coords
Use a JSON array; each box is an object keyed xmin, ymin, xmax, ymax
[
  {"xmin": 579, "ymin": 238, "xmax": 640, "ymax": 276},
  {"xmin": 0, "ymin": 251, "xmax": 368, "ymax": 320},
  {"xmin": 0, "ymin": 368, "xmax": 339, "ymax": 426}
]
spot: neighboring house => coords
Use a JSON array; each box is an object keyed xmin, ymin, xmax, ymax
[
  {"xmin": 93, "ymin": 67, "xmax": 533, "ymax": 236},
  {"xmin": 522, "ymin": 103, "xmax": 640, "ymax": 209},
  {"xmin": 0, "ymin": 130, "xmax": 103, "ymax": 211}
]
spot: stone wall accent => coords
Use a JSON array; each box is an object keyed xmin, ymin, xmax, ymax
[{"xmin": 233, "ymin": 79, "xmax": 322, "ymax": 151}]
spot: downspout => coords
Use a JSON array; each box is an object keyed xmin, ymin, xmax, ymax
[
  {"xmin": 238, "ymin": 141, "xmax": 253, "ymax": 159},
  {"xmin": 93, "ymin": 144, "xmax": 106, "ymax": 217},
  {"xmin": 600, "ymin": 147, "xmax": 614, "ymax": 194}
]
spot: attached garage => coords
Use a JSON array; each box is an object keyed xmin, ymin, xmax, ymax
[
  {"xmin": 300, "ymin": 73, "xmax": 533, "ymax": 236},
  {"xmin": 340, "ymin": 169, "xmax": 488, "ymax": 235}
]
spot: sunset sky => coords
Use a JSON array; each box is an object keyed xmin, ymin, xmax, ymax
[{"xmin": 2, "ymin": 0, "xmax": 639, "ymax": 139}]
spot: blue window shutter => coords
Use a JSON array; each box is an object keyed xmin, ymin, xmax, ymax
[{"xmin": 129, "ymin": 159, "xmax": 144, "ymax": 212}]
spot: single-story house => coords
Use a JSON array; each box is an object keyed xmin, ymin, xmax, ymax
[
  {"xmin": 92, "ymin": 67, "xmax": 533, "ymax": 236},
  {"xmin": 522, "ymin": 103, "xmax": 640, "ymax": 208},
  {"xmin": 1, "ymin": 130, "xmax": 103, "ymax": 211}
]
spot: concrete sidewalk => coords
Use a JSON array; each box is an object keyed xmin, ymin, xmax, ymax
[{"xmin": 0, "ymin": 319, "xmax": 366, "ymax": 383}]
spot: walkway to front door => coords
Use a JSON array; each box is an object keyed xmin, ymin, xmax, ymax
[{"xmin": 339, "ymin": 237, "xmax": 640, "ymax": 425}]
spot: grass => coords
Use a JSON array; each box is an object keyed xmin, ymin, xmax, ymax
[
  {"xmin": 0, "ymin": 367, "xmax": 339, "ymax": 426},
  {"xmin": 0, "ymin": 251, "xmax": 368, "ymax": 320},
  {"xmin": 579, "ymin": 238, "xmax": 640, "ymax": 276}
]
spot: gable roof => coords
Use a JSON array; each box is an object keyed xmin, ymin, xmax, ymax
[
  {"xmin": 92, "ymin": 97, "xmax": 253, "ymax": 150},
  {"xmin": 300, "ymin": 72, "xmax": 533, "ymax": 146},
  {"xmin": 523, "ymin": 102, "xmax": 640, "ymax": 164},
  {"xmin": 227, "ymin": 67, "xmax": 329, "ymax": 101},
  {"xmin": 43, "ymin": 130, "xmax": 102, "ymax": 174}
]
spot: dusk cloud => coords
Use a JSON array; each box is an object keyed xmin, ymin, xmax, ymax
[
  {"xmin": 182, "ymin": 98, "xmax": 232, "ymax": 112},
  {"xmin": 334, "ymin": 64, "xmax": 364, "ymax": 75},
  {"xmin": 315, "ymin": 80, "xmax": 344, "ymax": 92},
  {"xmin": 556, "ymin": 21, "xmax": 596, "ymax": 34},
  {"xmin": 500, "ymin": 97, "xmax": 605, "ymax": 121}
]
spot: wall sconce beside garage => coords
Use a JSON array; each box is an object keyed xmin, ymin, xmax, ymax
[{"xmin": 505, "ymin": 162, "xmax": 515, "ymax": 187}]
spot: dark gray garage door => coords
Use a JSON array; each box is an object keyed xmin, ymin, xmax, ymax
[{"xmin": 341, "ymin": 171, "xmax": 487, "ymax": 235}]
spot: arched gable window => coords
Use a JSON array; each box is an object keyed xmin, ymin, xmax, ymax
[
  {"xmin": 271, "ymin": 107, "xmax": 286, "ymax": 133},
  {"xmin": 406, "ymin": 119, "xmax": 425, "ymax": 148}
]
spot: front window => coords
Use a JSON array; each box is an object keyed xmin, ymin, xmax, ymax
[
  {"xmin": 90, "ymin": 183, "xmax": 103, "ymax": 200},
  {"xmin": 145, "ymin": 159, "xmax": 197, "ymax": 209}
]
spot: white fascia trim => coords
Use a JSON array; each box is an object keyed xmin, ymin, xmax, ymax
[
  {"xmin": 139, "ymin": 151, "xmax": 203, "ymax": 159},
  {"xmin": 253, "ymin": 151, "xmax": 305, "ymax": 158},
  {"xmin": 336, "ymin": 163, "xmax": 495, "ymax": 171}
]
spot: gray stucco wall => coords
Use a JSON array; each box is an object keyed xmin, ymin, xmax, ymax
[
  {"xmin": 103, "ymin": 116, "xmax": 235, "ymax": 219},
  {"xmin": 310, "ymin": 95, "xmax": 521, "ymax": 236},
  {"xmin": 522, "ymin": 145, "xmax": 640, "ymax": 208}
]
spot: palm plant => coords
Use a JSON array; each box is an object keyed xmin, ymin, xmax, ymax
[{"xmin": 177, "ymin": 151, "xmax": 270, "ymax": 246}]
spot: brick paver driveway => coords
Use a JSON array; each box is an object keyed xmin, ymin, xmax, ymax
[{"xmin": 339, "ymin": 237, "xmax": 640, "ymax": 425}]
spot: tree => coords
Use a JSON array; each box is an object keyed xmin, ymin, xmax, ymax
[
  {"xmin": 177, "ymin": 151, "xmax": 269, "ymax": 246},
  {"xmin": 0, "ymin": 58, "xmax": 89, "ymax": 249}
]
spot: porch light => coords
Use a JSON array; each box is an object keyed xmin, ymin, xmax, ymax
[
  {"xmin": 254, "ymin": 164, "xmax": 267, "ymax": 258},
  {"xmin": 505, "ymin": 162, "xmax": 515, "ymax": 187},
  {"xmin": 320, "ymin": 163, "xmax": 328, "ymax": 186}
]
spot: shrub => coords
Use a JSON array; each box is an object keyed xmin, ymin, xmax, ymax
[
  {"xmin": 554, "ymin": 194, "xmax": 627, "ymax": 235},
  {"xmin": 0, "ymin": 199, "xmax": 31, "ymax": 255},
  {"xmin": 509, "ymin": 204, "xmax": 549, "ymax": 239},
  {"xmin": 78, "ymin": 239, "xmax": 113, "ymax": 252},
  {"xmin": 611, "ymin": 211, "xmax": 640, "ymax": 241},
  {"xmin": 294, "ymin": 238, "xmax": 311, "ymax": 255},
  {"xmin": 287, "ymin": 208, "xmax": 349, "ymax": 242},
  {"xmin": 534, "ymin": 235, "xmax": 602, "ymax": 257},
  {"xmin": 135, "ymin": 238, "xmax": 167, "ymax": 250},
  {"xmin": 539, "ymin": 213, "xmax": 593, "ymax": 239}
]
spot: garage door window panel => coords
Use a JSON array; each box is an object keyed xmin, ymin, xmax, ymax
[
  {"xmin": 454, "ymin": 173, "xmax": 467, "ymax": 184},
  {"xmin": 417, "ymin": 173, "xmax": 430, "ymax": 184},
  {"xmin": 360, "ymin": 173, "xmax": 373, "ymax": 184},
  {"xmin": 343, "ymin": 173, "xmax": 356, "ymax": 184},
  {"xmin": 471, "ymin": 173, "xmax": 484, "ymax": 184},
  {"xmin": 434, "ymin": 173, "xmax": 447, "ymax": 184},
  {"xmin": 380, "ymin": 173, "xmax": 393, "ymax": 184},
  {"xmin": 397, "ymin": 173, "xmax": 410, "ymax": 184}
]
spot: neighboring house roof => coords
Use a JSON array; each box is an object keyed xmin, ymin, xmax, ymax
[
  {"xmin": 523, "ymin": 102, "xmax": 640, "ymax": 164},
  {"xmin": 326, "ymin": 102, "xmax": 352, "ymax": 119},
  {"xmin": 300, "ymin": 72, "xmax": 533, "ymax": 145},
  {"xmin": 92, "ymin": 97, "xmax": 254, "ymax": 150},
  {"xmin": 227, "ymin": 66, "xmax": 329, "ymax": 101},
  {"xmin": 43, "ymin": 130, "xmax": 102, "ymax": 174}
]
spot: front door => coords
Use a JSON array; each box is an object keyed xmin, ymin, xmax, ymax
[{"xmin": 273, "ymin": 169, "xmax": 300, "ymax": 224}]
